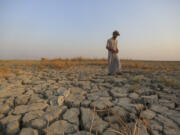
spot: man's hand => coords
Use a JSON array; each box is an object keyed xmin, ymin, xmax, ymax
[
  {"xmin": 114, "ymin": 49, "xmax": 119, "ymax": 54},
  {"xmin": 106, "ymin": 46, "xmax": 113, "ymax": 52},
  {"xmin": 106, "ymin": 46, "xmax": 118, "ymax": 53}
]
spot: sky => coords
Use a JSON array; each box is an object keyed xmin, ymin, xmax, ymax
[{"xmin": 0, "ymin": 0, "xmax": 180, "ymax": 60}]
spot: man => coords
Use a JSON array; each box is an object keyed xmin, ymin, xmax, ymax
[{"xmin": 106, "ymin": 30, "xmax": 121, "ymax": 75}]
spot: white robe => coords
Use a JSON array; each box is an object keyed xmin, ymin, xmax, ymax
[{"xmin": 106, "ymin": 38, "xmax": 121, "ymax": 74}]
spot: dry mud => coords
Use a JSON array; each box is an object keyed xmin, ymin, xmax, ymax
[{"xmin": 0, "ymin": 65, "xmax": 180, "ymax": 135}]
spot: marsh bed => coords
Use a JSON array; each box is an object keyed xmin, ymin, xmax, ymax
[{"xmin": 0, "ymin": 60, "xmax": 180, "ymax": 135}]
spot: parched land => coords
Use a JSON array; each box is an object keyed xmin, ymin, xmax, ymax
[{"xmin": 0, "ymin": 59, "xmax": 180, "ymax": 135}]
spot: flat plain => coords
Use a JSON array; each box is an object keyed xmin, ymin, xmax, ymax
[{"xmin": 0, "ymin": 59, "xmax": 180, "ymax": 135}]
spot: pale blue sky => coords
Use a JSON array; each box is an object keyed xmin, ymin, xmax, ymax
[{"xmin": 0, "ymin": 0, "xmax": 180, "ymax": 60}]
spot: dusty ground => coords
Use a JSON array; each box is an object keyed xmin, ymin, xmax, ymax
[{"xmin": 0, "ymin": 60, "xmax": 180, "ymax": 135}]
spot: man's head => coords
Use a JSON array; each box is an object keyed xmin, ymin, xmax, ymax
[{"xmin": 112, "ymin": 30, "xmax": 120, "ymax": 39}]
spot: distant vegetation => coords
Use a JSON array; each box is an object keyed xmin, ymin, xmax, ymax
[{"xmin": 0, "ymin": 57, "xmax": 180, "ymax": 78}]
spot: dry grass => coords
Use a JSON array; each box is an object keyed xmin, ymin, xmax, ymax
[
  {"xmin": 129, "ymin": 84, "xmax": 139, "ymax": 92},
  {"xmin": 0, "ymin": 68, "xmax": 13, "ymax": 78},
  {"xmin": 0, "ymin": 67, "xmax": 21, "ymax": 78},
  {"xmin": 41, "ymin": 58, "xmax": 180, "ymax": 72},
  {"xmin": 158, "ymin": 75, "xmax": 179, "ymax": 87},
  {"xmin": 0, "ymin": 58, "xmax": 179, "ymax": 71},
  {"xmin": 89, "ymin": 106, "xmax": 149, "ymax": 135},
  {"xmin": 132, "ymin": 75, "xmax": 144, "ymax": 83}
]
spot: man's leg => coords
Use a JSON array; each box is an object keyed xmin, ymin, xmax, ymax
[
  {"xmin": 115, "ymin": 56, "xmax": 122, "ymax": 75},
  {"xmin": 108, "ymin": 53, "xmax": 113, "ymax": 75}
]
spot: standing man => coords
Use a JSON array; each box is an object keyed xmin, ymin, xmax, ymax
[{"xmin": 106, "ymin": 30, "xmax": 121, "ymax": 75}]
